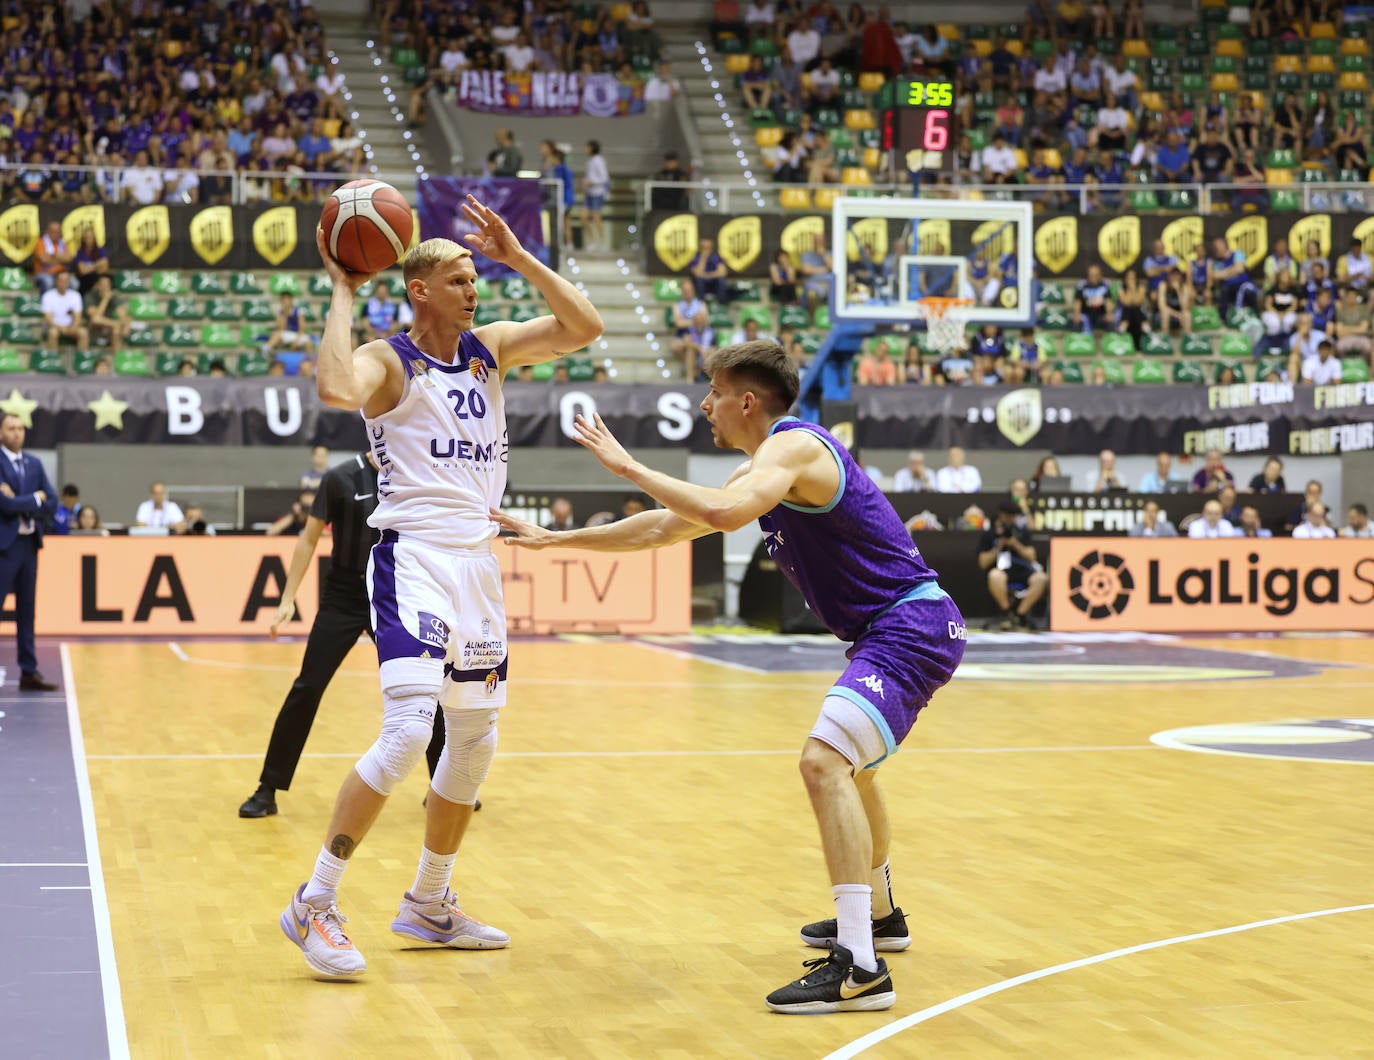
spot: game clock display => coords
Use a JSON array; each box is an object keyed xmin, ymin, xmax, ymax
[{"xmin": 884, "ymin": 79, "xmax": 958, "ymax": 175}]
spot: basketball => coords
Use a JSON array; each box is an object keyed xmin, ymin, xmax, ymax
[{"xmin": 320, "ymin": 179, "xmax": 415, "ymax": 274}]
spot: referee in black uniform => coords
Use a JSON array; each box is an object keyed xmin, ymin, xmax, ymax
[{"xmin": 239, "ymin": 452, "xmax": 450, "ymax": 817}]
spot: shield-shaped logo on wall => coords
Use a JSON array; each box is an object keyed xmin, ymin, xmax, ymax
[
  {"xmin": 1099, "ymin": 216, "xmax": 1141, "ymax": 274},
  {"xmin": 190, "ymin": 206, "xmax": 235, "ymax": 265},
  {"xmin": 717, "ymin": 215, "xmax": 762, "ymax": 273},
  {"xmin": 253, "ymin": 206, "xmax": 298, "ymax": 267},
  {"xmin": 1034, "ymin": 216, "xmax": 1078, "ymax": 275},
  {"xmin": 995, "ymin": 388, "xmax": 1044, "ymax": 447},
  {"xmin": 126, "ymin": 205, "xmax": 171, "ymax": 265},
  {"xmin": 654, "ymin": 214, "xmax": 697, "ymax": 272}
]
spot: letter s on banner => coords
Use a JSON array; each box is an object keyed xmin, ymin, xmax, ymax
[
  {"xmin": 165, "ymin": 385, "xmax": 204, "ymax": 435},
  {"xmin": 559, "ymin": 390, "xmax": 596, "ymax": 439},
  {"xmin": 265, "ymin": 386, "xmax": 303, "ymax": 437},
  {"xmin": 656, "ymin": 391, "xmax": 693, "ymax": 441}
]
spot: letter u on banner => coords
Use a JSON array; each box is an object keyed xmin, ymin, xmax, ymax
[{"xmin": 265, "ymin": 387, "xmax": 303, "ymax": 437}]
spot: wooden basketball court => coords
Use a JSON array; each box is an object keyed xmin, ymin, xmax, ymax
[{"xmin": 66, "ymin": 632, "xmax": 1374, "ymax": 1057}]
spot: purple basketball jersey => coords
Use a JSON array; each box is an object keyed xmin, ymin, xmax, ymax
[{"xmin": 758, "ymin": 418, "xmax": 942, "ymax": 642}]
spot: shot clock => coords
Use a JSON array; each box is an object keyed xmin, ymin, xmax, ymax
[{"xmin": 883, "ymin": 78, "xmax": 958, "ymax": 175}]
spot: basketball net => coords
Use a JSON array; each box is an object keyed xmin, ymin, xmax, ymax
[{"xmin": 913, "ymin": 296, "xmax": 975, "ymax": 356}]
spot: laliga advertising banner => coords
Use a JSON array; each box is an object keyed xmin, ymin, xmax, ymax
[{"xmin": 1050, "ymin": 539, "xmax": 1374, "ymax": 633}]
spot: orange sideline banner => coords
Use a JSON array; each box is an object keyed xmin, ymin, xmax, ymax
[
  {"xmin": 1050, "ymin": 538, "xmax": 1374, "ymax": 633},
  {"xmin": 8, "ymin": 537, "xmax": 691, "ymax": 636}
]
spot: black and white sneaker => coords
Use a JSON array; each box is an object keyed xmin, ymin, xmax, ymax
[
  {"xmin": 765, "ymin": 942, "xmax": 895, "ymax": 1014},
  {"xmin": 800, "ymin": 906, "xmax": 910, "ymax": 952}
]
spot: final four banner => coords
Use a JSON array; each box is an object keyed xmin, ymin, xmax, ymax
[
  {"xmin": 644, "ymin": 209, "xmax": 1374, "ymax": 279},
  {"xmin": 4, "ymin": 379, "xmax": 1374, "ymax": 454},
  {"xmin": 0, "ymin": 203, "xmax": 336, "ymax": 271}
]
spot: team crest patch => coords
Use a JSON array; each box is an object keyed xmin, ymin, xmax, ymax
[
  {"xmin": 469, "ymin": 357, "xmax": 489, "ymax": 384},
  {"xmin": 484, "ymin": 670, "xmax": 499, "ymax": 695},
  {"xmin": 417, "ymin": 611, "xmax": 450, "ymax": 651},
  {"xmin": 409, "ymin": 358, "xmax": 435, "ymax": 386}
]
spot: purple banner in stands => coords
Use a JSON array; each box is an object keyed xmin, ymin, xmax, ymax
[
  {"xmin": 417, "ymin": 177, "xmax": 547, "ymax": 279},
  {"xmin": 455, "ymin": 71, "xmax": 644, "ymax": 117},
  {"xmin": 6, "ymin": 380, "xmax": 1374, "ymax": 454}
]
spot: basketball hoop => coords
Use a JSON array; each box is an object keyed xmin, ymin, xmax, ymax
[{"xmin": 913, "ymin": 296, "xmax": 975, "ymax": 356}]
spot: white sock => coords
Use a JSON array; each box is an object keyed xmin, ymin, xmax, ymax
[
  {"xmin": 833, "ymin": 883, "xmax": 877, "ymax": 972},
  {"xmin": 410, "ymin": 846, "xmax": 457, "ymax": 904},
  {"xmin": 870, "ymin": 860, "xmax": 895, "ymax": 918},
  {"xmin": 302, "ymin": 847, "xmax": 348, "ymax": 906}
]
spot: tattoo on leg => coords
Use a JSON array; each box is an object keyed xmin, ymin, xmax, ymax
[{"xmin": 329, "ymin": 834, "xmax": 356, "ymax": 859}]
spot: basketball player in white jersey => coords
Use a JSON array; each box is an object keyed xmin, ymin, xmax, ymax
[{"xmin": 281, "ymin": 195, "xmax": 603, "ymax": 979}]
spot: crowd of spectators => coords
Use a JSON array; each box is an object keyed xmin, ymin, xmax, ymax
[{"xmin": 0, "ymin": 0, "xmax": 368, "ymax": 208}]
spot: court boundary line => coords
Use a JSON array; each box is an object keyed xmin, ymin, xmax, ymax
[
  {"xmin": 1150, "ymin": 727, "xmax": 1374, "ymax": 767},
  {"xmin": 823, "ymin": 902, "xmax": 1374, "ymax": 1060},
  {"xmin": 0, "ymin": 862, "xmax": 89, "ymax": 868},
  {"xmin": 61, "ymin": 643, "xmax": 130, "ymax": 1060}
]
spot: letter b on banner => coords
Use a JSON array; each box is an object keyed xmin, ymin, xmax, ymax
[{"xmin": 166, "ymin": 386, "xmax": 204, "ymax": 435}]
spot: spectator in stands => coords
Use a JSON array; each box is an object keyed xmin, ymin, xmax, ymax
[
  {"xmin": 1188, "ymin": 498, "xmax": 1236, "ymax": 539},
  {"xmin": 806, "ymin": 57, "xmax": 841, "ymax": 112},
  {"xmin": 1116, "ymin": 269, "xmax": 1148, "ymax": 347},
  {"xmin": 1191, "ymin": 448, "xmax": 1234, "ymax": 494},
  {"xmin": 1342, "ymin": 503, "xmax": 1372, "ymax": 538},
  {"xmin": 1130, "ymin": 500, "xmax": 1178, "ymax": 537},
  {"xmin": 910, "ymin": 24, "xmax": 949, "ymax": 76},
  {"xmin": 1025, "ymin": 148, "xmax": 1068, "ymax": 209},
  {"xmin": 136, "ymin": 483, "xmax": 186, "ymax": 532},
  {"xmin": 1157, "ymin": 266, "xmax": 1194, "ymax": 334},
  {"xmin": 672, "ymin": 278, "xmax": 705, "ymax": 339},
  {"xmin": 786, "ymin": 17, "xmax": 822, "ymax": 68},
  {"xmin": 688, "ymin": 237, "xmax": 730, "ymax": 304},
  {"xmin": 672, "ymin": 306, "xmax": 716, "ymax": 382},
  {"xmin": 1217, "ymin": 484, "xmax": 1243, "ymax": 525},
  {"xmin": 363, "ymin": 286, "xmax": 399, "ymax": 342},
  {"xmin": 1212, "ymin": 236, "xmax": 1259, "ymax": 312},
  {"xmin": 41, "ymin": 271, "xmax": 89, "ymax": 352},
  {"xmin": 1260, "ymin": 270, "xmax": 1301, "ymax": 353},
  {"xmin": 1153, "ymin": 130, "xmax": 1191, "ymax": 185},
  {"xmin": 799, "ymin": 233, "xmax": 833, "ymax": 312},
  {"xmin": 1236, "ymin": 506, "xmax": 1271, "ymax": 538},
  {"xmin": 856, "ymin": 339, "xmax": 899, "ymax": 385},
  {"xmin": 745, "ymin": 0, "xmax": 774, "ymax": 37},
  {"xmin": 1137, "ymin": 451, "xmax": 1176, "ymax": 493},
  {"xmin": 84, "ymin": 275, "xmax": 128, "ymax": 354},
  {"xmin": 644, "ymin": 60, "xmax": 680, "ymax": 104},
  {"xmin": 1072, "ymin": 263, "xmax": 1112, "ymax": 333},
  {"xmin": 121, "ymin": 149, "xmax": 164, "ymax": 205},
  {"xmin": 1091, "ymin": 449, "xmax": 1126, "ymax": 493},
  {"xmin": 543, "ymin": 498, "xmax": 578, "ymax": 532},
  {"xmin": 1192, "ymin": 127, "xmax": 1233, "ymax": 185},
  {"xmin": 1310, "ymin": 285, "xmax": 1336, "ymax": 335},
  {"xmin": 1337, "ymin": 239, "xmax": 1372, "ymax": 293},
  {"xmin": 978, "ymin": 502, "xmax": 1047, "ymax": 631},
  {"xmin": 980, "ymin": 132, "xmax": 1019, "ymax": 185},
  {"xmin": 1264, "ymin": 239, "xmax": 1300, "ymax": 286},
  {"xmin": 74, "ymin": 506, "xmax": 108, "ymax": 536},
  {"xmin": 1287, "ymin": 480, "xmax": 1326, "ymax": 533},
  {"xmin": 51, "ymin": 485, "xmax": 82, "ymax": 537},
  {"xmin": 486, "ymin": 128, "xmax": 522, "ymax": 178},
  {"xmin": 1229, "ymin": 145, "xmax": 1268, "ymax": 212},
  {"xmin": 1305, "ymin": 261, "xmax": 1336, "ymax": 309},
  {"xmin": 266, "ymin": 293, "xmax": 314, "ymax": 361},
  {"xmin": 729, "ymin": 317, "xmax": 775, "ymax": 346},
  {"xmin": 1301, "ymin": 239, "xmax": 1330, "ymax": 284},
  {"xmin": 267, "ymin": 489, "xmax": 316, "ymax": 537},
  {"xmin": 1271, "ymin": 95, "xmax": 1304, "ymax": 152},
  {"xmin": 891, "ymin": 451, "xmax": 935, "ymax": 492},
  {"xmin": 936, "ymin": 446, "xmax": 982, "ymax": 493},
  {"xmin": 1248, "ymin": 456, "xmax": 1287, "ymax": 494},
  {"xmin": 1295, "ymin": 337, "xmax": 1342, "ymax": 385},
  {"xmin": 1292, "ymin": 502, "xmax": 1336, "ymax": 539},
  {"xmin": 769, "ymin": 250, "xmax": 799, "ymax": 305},
  {"xmin": 1028, "ymin": 455, "xmax": 1062, "ymax": 493},
  {"xmin": 1332, "ymin": 286, "xmax": 1372, "ymax": 360},
  {"xmin": 1141, "ymin": 240, "xmax": 1178, "ymax": 297},
  {"xmin": 1331, "ymin": 111, "xmax": 1368, "ymax": 174},
  {"xmin": 582, "ymin": 140, "xmax": 609, "ymax": 252},
  {"xmin": 70, "ymin": 227, "xmax": 109, "ymax": 295},
  {"xmin": 178, "ymin": 505, "xmax": 214, "ymax": 536},
  {"xmin": 31, "ymin": 221, "xmax": 73, "ymax": 294}
]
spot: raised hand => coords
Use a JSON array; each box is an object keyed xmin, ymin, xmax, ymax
[
  {"xmin": 461, "ymin": 195, "xmax": 523, "ymax": 266},
  {"xmin": 571, "ymin": 413, "xmax": 634, "ymax": 477},
  {"xmin": 489, "ymin": 507, "xmax": 557, "ymax": 549},
  {"xmin": 315, "ymin": 225, "xmax": 379, "ymax": 294}
]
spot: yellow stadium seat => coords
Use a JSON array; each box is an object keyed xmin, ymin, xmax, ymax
[
  {"xmin": 1005, "ymin": 40, "xmax": 1024, "ymax": 56},
  {"xmin": 937, "ymin": 23, "xmax": 961, "ymax": 40},
  {"xmin": 844, "ymin": 109, "xmax": 876, "ymax": 130},
  {"xmin": 1042, "ymin": 147, "xmax": 1063, "ymax": 169},
  {"xmin": 1210, "ymin": 72, "xmax": 1239, "ymax": 92},
  {"xmin": 862, "ymin": 146, "xmax": 882, "ymax": 169},
  {"xmin": 1341, "ymin": 71, "xmax": 1370, "ymax": 91},
  {"xmin": 755, "ymin": 126, "xmax": 783, "ymax": 147},
  {"xmin": 1012, "ymin": 147, "xmax": 1029, "ymax": 169},
  {"xmin": 1215, "ymin": 38, "xmax": 1244, "ymax": 57},
  {"xmin": 725, "ymin": 53, "xmax": 751, "ymax": 74},
  {"xmin": 321, "ymin": 118, "xmax": 341, "ymax": 137},
  {"xmin": 1274, "ymin": 55, "xmax": 1302, "ymax": 74},
  {"xmin": 1308, "ymin": 54, "xmax": 1335, "ymax": 74},
  {"xmin": 1342, "ymin": 38, "xmax": 1369, "ymax": 56},
  {"xmin": 813, "ymin": 187, "xmax": 839, "ymax": 209},
  {"xmin": 164, "ymin": 40, "xmax": 184, "ymax": 59},
  {"xmin": 1310, "ymin": 21, "xmax": 1337, "ymax": 38},
  {"xmin": 1140, "ymin": 91, "xmax": 1166, "ymax": 113},
  {"xmin": 968, "ymin": 39, "xmax": 992, "ymax": 57},
  {"xmin": 858, "ymin": 72, "xmax": 886, "ymax": 93},
  {"xmin": 780, "ymin": 188, "xmax": 812, "ymax": 210},
  {"xmin": 841, "ymin": 167, "xmax": 873, "ymax": 186},
  {"xmin": 1123, "ymin": 39, "xmax": 1149, "ymax": 57},
  {"xmin": 1265, "ymin": 168, "xmax": 1294, "ymax": 185},
  {"xmin": 800, "ymin": 72, "xmax": 814, "ymax": 92}
]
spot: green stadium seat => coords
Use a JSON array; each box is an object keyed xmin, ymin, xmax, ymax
[
  {"xmin": 508, "ymin": 304, "xmax": 540, "ymax": 323},
  {"xmin": 125, "ymin": 327, "xmax": 158, "ymax": 347},
  {"xmin": 1216, "ymin": 360, "xmax": 1248, "ymax": 382},
  {"xmin": 0, "ymin": 346, "xmax": 24, "ymax": 372},
  {"xmin": 1279, "ymin": 37, "xmax": 1304, "ymax": 55},
  {"xmin": 156, "ymin": 352, "xmax": 187, "ymax": 376},
  {"xmin": 828, "ymin": 128, "xmax": 854, "ymax": 149},
  {"xmin": 1343, "ymin": 358, "xmax": 1371, "ymax": 382},
  {"xmin": 1300, "ymin": 166, "xmax": 1329, "ymax": 183},
  {"xmin": 1190, "ymin": 306, "xmax": 1223, "ymax": 331},
  {"xmin": 1309, "ymin": 72, "xmax": 1335, "ymax": 91},
  {"xmin": 169, "ymin": 297, "xmax": 204, "ymax": 321},
  {"xmin": 1342, "ymin": 54, "xmax": 1366, "ymax": 72},
  {"xmin": 1037, "ymin": 307, "xmax": 1071, "ymax": 329},
  {"xmin": 1040, "ymin": 283, "xmax": 1067, "ymax": 306},
  {"xmin": 565, "ymin": 357, "xmax": 597, "ymax": 381},
  {"xmin": 230, "ymin": 272, "xmax": 262, "ymax": 295},
  {"xmin": 1131, "ymin": 359, "xmax": 1167, "ymax": 384},
  {"xmin": 1247, "ymin": 37, "xmax": 1272, "ymax": 56},
  {"xmin": 1163, "ymin": 190, "xmax": 1196, "ymax": 210},
  {"xmin": 1180, "ymin": 73, "xmax": 1206, "ymax": 93},
  {"xmin": 162, "ymin": 324, "xmax": 197, "ymax": 347},
  {"xmin": 777, "ymin": 306, "xmax": 810, "ymax": 330},
  {"xmin": 1055, "ymin": 361, "xmax": 1086, "ymax": 383},
  {"xmin": 201, "ymin": 324, "xmax": 239, "ymax": 348},
  {"xmin": 1140, "ymin": 332, "xmax": 1175, "ymax": 356},
  {"xmin": 814, "ymin": 107, "xmax": 841, "ymax": 128},
  {"xmin": 192, "ymin": 271, "xmax": 228, "ymax": 294},
  {"xmin": 708, "ymin": 305, "xmax": 733, "ymax": 331},
  {"xmin": 1034, "ymin": 332, "xmax": 1058, "ymax": 359},
  {"xmin": 1311, "ymin": 37, "xmax": 1337, "ymax": 56},
  {"xmin": 813, "ymin": 305, "xmax": 830, "ymax": 329},
  {"xmin": 1267, "ymin": 149, "xmax": 1298, "ymax": 169},
  {"xmin": 244, "ymin": 300, "xmax": 275, "ymax": 322},
  {"xmin": 237, "ymin": 354, "xmax": 271, "ymax": 376},
  {"xmin": 14, "ymin": 294, "xmax": 43, "ymax": 318},
  {"xmin": 115, "ymin": 272, "xmax": 149, "ymax": 293},
  {"xmin": 1244, "ymin": 72, "xmax": 1271, "ymax": 92},
  {"xmin": 501, "ymin": 277, "xmax": 531, "ymax": 301},
  {"xmin": 1152, "ymin": 39, "xmax": 1179, "ymax": 58},
  {"xmin": 1062, "ymin": 332, "xmax": 1096, "ymax": 357},
  {"xmin": 474, "ymin": 305, "xmax": 502, "ymax": 326},
  {"xmin": 529, "ymin": 361, "xmax": 555, "ymax": 381},
  {"xmin": 798, "ymin": 333, "xmax": 821, "ymax": 355},
  {"xmin": 737, "ymin": 305, "xmax": 774, "ymax": 330},
  {"xmin": 308, "ymin": 274, "xmax": 333, "ymax": 296},
  {"xmin": 1130, "ymin": 189, "xmax": 1161, "ymax": 210},
  {"xmin": 1210, "ymin": 56, "xmax": 1236, "ymax": 74},
  {"xmin": 1225, "ymin": 306, "xmax": 1260, "ymax": 329},
  {"xmin": 0, "ymin": 267, "xmax": 32, "ymax": 292},
  {"xmin": 113, "ymin": 350, "xmax": 154, "ymax": 376},
  {"xmin": 128, "ymin": 296, "xmax": 167, "ymax": 322},
  {"xmin": 206, "ymin": 298, "xmax": 241, "ymax": 321},
  {"xmin": 1181, "ymin": 333, "xmax": 1214, "ymax": 356},
  {"xmin": 1219, "ymin": 332, "xmax": 1253, "ymax": 357},
  {"xmin": 1100, "ymin": 333, "xmax": 1135, "ymax": 357},
  {"xmin": 1171, "ymin": 361, "xmax": 1206, "ymax": 385},
  {"xmin": 1179, "ymin": 56, "xmax": 1204, "ymax": 75},
  {"xmin": 1096, "ymin": 360, "xmax": 1126, "ymax": 384},
  {"xmin": 72, "ymin": 350, "xmax": 102, "ymax": 375},
  {"xmin": 1, "ymin": 322, "xmax": 41, "ymax": 345},
  {"xmin": 270, "ymin": 274, "xmax": 302, "ymax": 295},
  {"xmin": 151, "ymin": 270, "xmax": 184, "ymax": 294},
  {"xmin": 1271, "ymin": 189, "xmax": 1302, "ymax": 211}
]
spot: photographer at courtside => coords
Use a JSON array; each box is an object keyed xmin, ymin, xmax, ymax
[{"xmin": 976, "ymin": 502, "xmax": 1048, "ymax": 631}]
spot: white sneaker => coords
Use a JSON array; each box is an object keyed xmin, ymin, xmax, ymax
[
  {"xmin": 280, "ymin": 883, "xmax": 367, "ymax": 979},
  {"xmin": 390, "ymin": 889, "xmax": 510, "ymax": 949}
]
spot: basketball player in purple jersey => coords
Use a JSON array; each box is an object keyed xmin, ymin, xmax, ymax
[{"xmin": 492, "ymin": 340, "xmax": 965, "ymax": 1013}]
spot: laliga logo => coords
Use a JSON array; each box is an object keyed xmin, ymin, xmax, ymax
[{"xmin": 1068, "ymin": 550, "xmax": 1134, "ymax": 619}]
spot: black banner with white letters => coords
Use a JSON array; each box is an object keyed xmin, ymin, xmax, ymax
[{"xmin": 4, "ymin": 379, "xmax": 1374, "ymax": 454}]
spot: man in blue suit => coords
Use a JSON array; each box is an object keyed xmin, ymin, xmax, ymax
[{"xmin": 0, "ymin": 413, "xmax": 58, "ymax": 691}]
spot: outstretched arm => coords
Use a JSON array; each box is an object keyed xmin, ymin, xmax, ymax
[
  {"xmin": 315, "ymin": 226, "xmax": 391, "ymax": 411},
  {"xmin": 491, "ymin": 506, "xmax": 712, "ymax": 553},
  {"xmin": 462, "ymin": 195, "xmax": 603, "ymax": 370}
]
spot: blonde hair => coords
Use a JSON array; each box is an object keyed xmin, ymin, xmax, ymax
[{"xmin": 402, "ymin": 237, "xmax": 472, "ymax": 285}]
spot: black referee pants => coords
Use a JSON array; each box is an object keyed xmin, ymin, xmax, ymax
[{"xmin": 259, "ymin": 572, "xmax": 446, "ymax": 790}]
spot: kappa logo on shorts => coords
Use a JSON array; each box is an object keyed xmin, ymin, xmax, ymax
[
  {"xmin": 484, "ymin": 671, "xmax": 499, "ymax": 695},
  {"xmin": 857, "ymin": 674, "xmax": 886, "ymax": 700},
  {"xmin": 417, "ymin": 611, "xmax": 450, "ymax": 650}
]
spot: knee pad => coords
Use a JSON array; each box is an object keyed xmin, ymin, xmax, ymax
[
  {"xmin": 431, "ymin": 708, "xmax": 499, "ymax": 806},
  {"xmin": 355, "ymin": 685, "xmax": 439, "ymax": 796}
]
